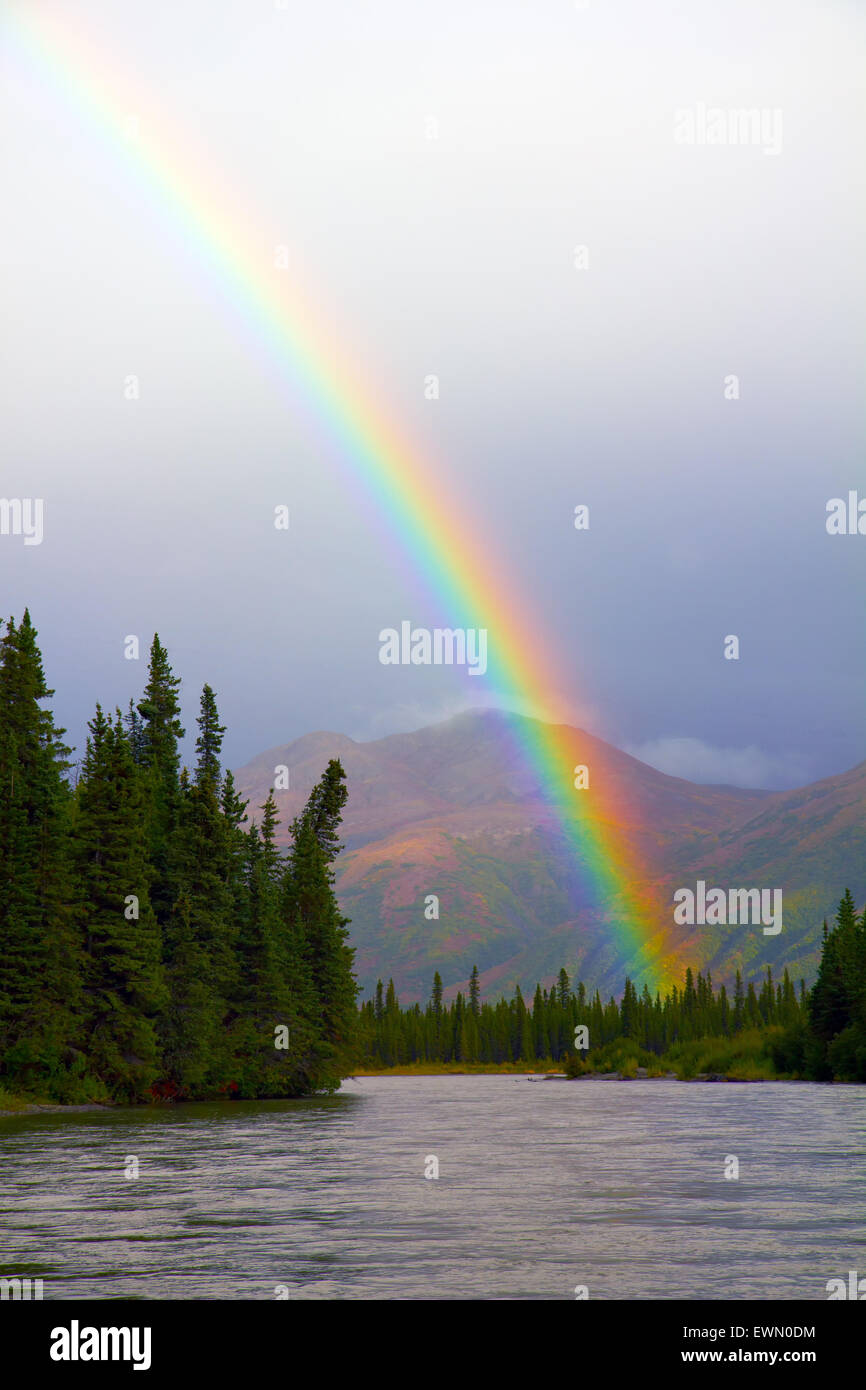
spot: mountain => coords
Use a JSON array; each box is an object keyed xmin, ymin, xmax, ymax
[{"xmin": 233, "ymin": 711, "xmax": 866, "ymax": 1003}]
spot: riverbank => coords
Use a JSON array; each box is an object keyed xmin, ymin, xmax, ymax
[
  {"xmin": 2, "ymin": 1070, "xmax": 563, "ymax": 1114},
  {"xmin": 0, "ymin": 1099, "xmax": 114, "ymax": 1118},
  {"xmin": 1, "ymin": 1071, "xmax": 836, "ymax": 1113}
]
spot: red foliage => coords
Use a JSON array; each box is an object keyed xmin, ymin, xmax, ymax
[{"xmin": 149, "ymin": 1079, "xmax": 180, "ymax": 1102}]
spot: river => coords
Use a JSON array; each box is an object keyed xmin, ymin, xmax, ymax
[{"xmin": 1, "ymin": 1076, "xmax": 863, "ymax": 1300}]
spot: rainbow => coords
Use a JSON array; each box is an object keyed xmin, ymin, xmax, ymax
[{"xmin": 5, "ymin": 5, "xmax": 676, "ymax": 991}]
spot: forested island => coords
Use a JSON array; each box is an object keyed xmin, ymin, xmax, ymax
[
  {"xmin": 0, "ymin": 611, "xmax": 356, "ymax": 1107},
  {"xmin": 1, "ymin": 609, "xmax": 864, "ymax": 1112}
]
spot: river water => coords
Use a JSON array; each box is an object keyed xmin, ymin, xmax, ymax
[{"xmin": 1, "ymin": 1076, "xmax": 863, "ymax": 1300}]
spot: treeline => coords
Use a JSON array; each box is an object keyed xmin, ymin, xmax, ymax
[
  {"xmin": 359, "ymin": 891, "xmax": 866, "ymax": 1082},
  {"xmin": 358, "ymin": 964, "xmax": 805, "ymax": 1067},
  {"xmin": 0, "ymin": 611, "xmax": 357, "ymax": 1104}
]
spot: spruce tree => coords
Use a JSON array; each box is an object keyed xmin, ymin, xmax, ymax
[
  {"xmin": 469, "ymin": 964, "xmax": 480, "ymax": 1017},
  {"xmin": 0, "ymin": 612, "xmax": 77, "ymax": 1088},
  {"xmin": 228, "ymin": 795, "xmax": 303, "ymax": 1096},
  {"xmin": 431, "ymin": 972, "xmax": 443, "ymax": 1014},
  {"xmin": 283, "ymin": 764, "xmax": 357, "ymax": 1087},
  {"xmin": 291, "ymin": 758, "xmax": 349, "ymax": 863},
  {"xmin": 194, "ymin": 684, "xmax": 225, "ymax": 791},
  {"xmin": 72, "ymin": 708, "xmax": 164, "ymax": 1101},
  {"xmin": 810, "ymin": 890, "xmax": 863, "ymax": 1043},
  {"xmin": 136, "ymin": 635, "xmax": 185, "ymax": 928},
  {"xmin": 161, "ymin": 687, "xmax": 235, "ymax": 1096},
  {"xmin": 621, "ymin": 977, "xmax": 638, "ymax": 1037}
]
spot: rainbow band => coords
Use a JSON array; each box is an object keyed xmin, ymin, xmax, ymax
[{"xmin": 6, "ymin": 5, "xmax": 676, "ymax": 991}]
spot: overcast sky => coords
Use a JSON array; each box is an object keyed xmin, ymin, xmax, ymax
[{"xmin": 1, "ymin": 0, "xmax": 864, "ymax": 789}]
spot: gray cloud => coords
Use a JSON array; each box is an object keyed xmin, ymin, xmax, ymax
[{"xmin": 626, "ymin": 737, "xmax": 813, "ymax": 791}]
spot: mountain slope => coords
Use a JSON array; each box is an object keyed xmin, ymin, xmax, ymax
[{"xmin": 234, "ymin": 711, "xmax": 865, "ymax": 1001}]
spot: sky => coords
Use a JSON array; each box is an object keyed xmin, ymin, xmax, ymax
[{"xmin": 1, "ymin": 0, "xmax": 864, "ymax": 790}]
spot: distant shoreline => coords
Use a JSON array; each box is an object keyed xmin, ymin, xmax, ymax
[{"xmin": 346, "ymin": 1066, "xmax": 806, "ymax": 1082}]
